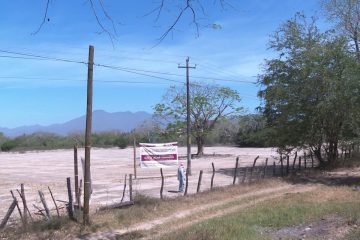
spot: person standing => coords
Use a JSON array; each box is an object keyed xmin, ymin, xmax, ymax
[{"xmin": 177, "ymin": 163, "xmax": 186, "ymax": 192}]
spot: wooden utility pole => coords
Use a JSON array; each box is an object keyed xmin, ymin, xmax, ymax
[
  {"xmin": 83, "ymin": 45, "xmax": 94, "ymax": 225},
  {"xmin": 178, "ymin": 57, "xmax": 196, "ymax": 175}
]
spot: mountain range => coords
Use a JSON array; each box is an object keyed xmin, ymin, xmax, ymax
[{"xmin": 0, "ymin": 110, "xmax": 152, "ymax": 137}]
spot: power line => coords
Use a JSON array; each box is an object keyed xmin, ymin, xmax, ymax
[
  {"xmin": 0, "ymin": 49, "xmax": 256, "ymax": 84},
  {"xmin": 0, "ymin": 76, "xmax": 179, "ymax": 85},
  {"xmin": 0, "ymin": 49, "xmax": 87, "ymax": 65}
]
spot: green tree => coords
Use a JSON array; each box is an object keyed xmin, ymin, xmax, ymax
[
  {"xmin": 154, "ymin": 82, "xmax": 242, "ymax": 156},
  {"xmin": 321, "ymin": 0, "xmax": 360, "ymax": 59},
  {"xmin": 258, "ymin": 13, "xmax": 360, "ymax": 165}
]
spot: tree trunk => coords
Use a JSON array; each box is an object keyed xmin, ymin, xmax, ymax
[{"xmin": 196, "ymin": 136, "xmax": 204, "ymax": 156}]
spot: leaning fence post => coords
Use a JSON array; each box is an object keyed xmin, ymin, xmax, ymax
[
  {"xmin": 38, "ymin": 190, "xmax": 51, "ymax": 220},
  {"xmin": 250, "ymin": 156, "xmax": 260, "ymax": 181},
  {"xmin": 233, "ymin": 157, "xmax": 239, "ymax": 185},
  {"xmin": 160, "ymin": 168, "xmax": 164, "ymax": 199},
  {"xmin": 48, "ymin": 186, "xmax": 60, "ymax": 218},
  {"xmin": 197, "ymin": 170, "xmax": 203, "ymax": 193},
  {"xmin": 129, "ymin": 174, "xmax": 133, "ymax": 202},
  {"xmin": 120, "ymin": 174, "xmax": 127, "ymax": 203},
  {"xmin": 211, "ymin": 162, "xmax": 215, "ymax": 190},
  {"xmin": 10, "ymin": 190, "xmax": 25, "ymax": 226},
  {"xmin": 66, "ymin": 177, "xmax": 75, "ymax": 220},
  {"xmin": 292, "ymin": 152, "xmax": 297, "ymax": 170},
  {"xmin": 0, "ymin": 200, "xmax": 17, "ymax": 229}
]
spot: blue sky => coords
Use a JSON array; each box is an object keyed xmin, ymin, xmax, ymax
[{"xmin": 0, "ymin": 0, "xmax": 323, "ymax": 128}]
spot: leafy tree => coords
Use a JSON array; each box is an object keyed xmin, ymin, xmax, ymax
[
  {"xmin": 154, "ymin": 82, "xmax": 242, "ymax": 156},
  {"xmin": 236, "ymin": 114, "xmax": 270, "ymax": 147},
  {"xmin": 258, "ymin": 13, "xmax": 360, "ymax": 165},
  {"xmin": 321, "ymin": 0, "xmax": 360, "ymax": 59}
]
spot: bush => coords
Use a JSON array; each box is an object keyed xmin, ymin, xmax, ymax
[
  {"xmin": 115, "ymin": 135, "xmax": 128, "ymax": 149},
  {"xmin": 1, "ymin": 140, "xmax": 18, "ymax": 151}
]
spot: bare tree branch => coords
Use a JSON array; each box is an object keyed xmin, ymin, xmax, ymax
[
  {"xmin": 32, "ymin": 0, "xmax": 50, "ymax": 35},
  {"xmin": 88, "ymin": 0, "xmax": 116, "ymax": 47}
]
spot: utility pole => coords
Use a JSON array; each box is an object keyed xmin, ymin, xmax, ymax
[
  {"xmin": 178, "ymin": 57, "xmax": 196, "ymax": 175},
  {"xmin": 83, "ymin": 45, "xmax": 94, "ymax": 225}
]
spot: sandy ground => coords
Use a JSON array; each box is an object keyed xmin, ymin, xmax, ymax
[{"xmin": 0, "ymin": 146, "xmax": 278, "ymax": 220}]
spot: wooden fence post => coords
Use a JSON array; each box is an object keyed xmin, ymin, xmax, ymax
[
  {"xmin": 298, "ymin": 156, "xmax": 302, "ymax": 170},
  {"xmin": 38, "ymin": 190, "xmax": 51, "ymax": 220},
  {"xmin": 120, "ymin": 174, "xmax": 127, "ymax": 203},
  {"xmin": 66, "ymin": 178, "xmax": 75, "ymax": 220},
  {"xmin": 197, "ymin": 170, "xmax": 203, "ymax": 193},
  {"xmin": 242, "ymin": 167, "xmax": 248, "ymax": 183},
  {"xmin": 286, "ymin": 155, "xmax": 289, "ymax": 175},
  {"xmin": 16, "ymin": 189, "xmax": 33, "ymax": 222},
  {"xmin": 160, "ymin": 168, "xmax": 164, "ymax": 199},
  {"xmin": 280, "ymin": 155, "xmax": 284, "ymax": 177},
  {"xmin": 211, "ymin": 162, "xmax": 215, "ymax": 190},
  {"xmin": 10, "ymin": 190, "xmax": 24, "ymax": 226},
  {"xmin": 250, "ymin": 156, "xmax": 260, "ymax": 181},
  {"xmin": 184, "ymin": 170, "xmax": 189, "ymax": 196},
  {"xmin": 304, "ymin": 153, "xmax": 307, "ymax": 169},
  {"xmin": 74, "ymin": 145, "xmax": 79, "ymax": 207},
  {"xmin": 263, "ymin": 158, "xmax": 268, "ymax": 178},
  {"xmin": 233, "ymin": 157, "xmax": 239, "ymax": 185},
  {"xmin": 311, "ymin": 152, "xmax": 314, "ymax": 168},
  {"xmin": 273, "ymin": 161, "xmax": 276, "ymax": 176},
  {"xmin": 20, "ymin": 184, "xmax": 28, "ymax": 224},
  {"xmin": 129, "ymin": 174, "xmax": 133, "ymax": 202},
  {"xmin": 292, "ymin": 152, "xmax": 297, "ymax": 170},
  {"xmin": 48, "ymin": 187, "xmax": 60, "ymax": 218},
  {"xmin": 0, "ymin": 200, "xmax": 17, "ymax": 229}
]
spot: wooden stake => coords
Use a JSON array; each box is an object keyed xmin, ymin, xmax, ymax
[
  {"xmin": 0, "ymin": 200, "xmax": 17, "ymax": 229},
  {"xmin": 250, "ymin": 156, "xmax": 260, "ymax": 180},
  {"xmin": 120, "ymin": 174, "xmax": 127, "ymax": 203},
  {"xmin": 242, "ymin": 167, "xmax": 248, "ymax": 183},
  {"xmin": 233, "ymin": 157, "xmax": 239, "ymax": 185},
  {"xmin": 74, "ymin": 145, "xmax": 79, "ymax": 207},
  {"xmin": 280, "ymin": 155, "xmax": 284, "ymax": 177},
  {"xmin": 67, "ymin": 177, "xmax": 75, "ymax": 220},
  {"xmin": 286, "ymin": 155, "xmax": 290, "ymax": 175},
  {"xmin": 197, "ymin": 170, "xmax": 203, "ymax": 193},
  {"xmin": 129, "ymin": 174, "xmax": 133, "ymax": 202},
  {"xmin": 263, "ymin": 158, "xmax": 268, "ymax": 178},
  {"xmin": 16, "ymin": 189, "xmax": 33, "ymax": 222},
  {"xmin": 38, "ymin": 190, "xmax": 51, "ymax": 220},
  {"xmin": 83, "ymin": 45, "xmax": 94, "ymax": 225},
  {"xmin": 304, "ymin": 153, "xmax": 307, "ymax": 169},
  {"xmin": 184, "ymin": 170, "xmax": 189, "ymax": 196},
  {"xmin": 210, "ymin": 162, "xmax": 215, "ymax": 189},
  {"xmin": 48, "ymin": 186, "xmax": 60, "ymax": 217},
  {"xmin": 160, "ymin": 168, "xmax": 164, "ymax": 199},
  {"xmin": 311, "ymin": 152, "xmax": 314, "ymax": 168},
  {"xmin": 292, "ymin": 152, "xmax": 297, "ymax": 170},
  {"xmin": 20, "ymin": 184, "xmax": 28, "ymax": 224},
  {"xmin": 273, "ymin": 161, "xmax": 276, "ymax": 176},
  {"xmin": 298, "ymin": 156, "xmax": 302, "ymax": 170},
  {"xmin": 10, "ymin": 190, "xmax": 25, "ymax": 226},
  {"xmin": 133, "ymin": 138, "xmax": 137, "ymax": 179}
]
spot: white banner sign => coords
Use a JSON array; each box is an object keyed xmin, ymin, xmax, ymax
[{"xmin": 139, "ymin": 142, "xmax": 178, "ymax": 168}]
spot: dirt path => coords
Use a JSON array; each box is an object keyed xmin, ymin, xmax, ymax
[{"xmin": 79, "ymin": 183, "xmax": 316, "ymax": 240}]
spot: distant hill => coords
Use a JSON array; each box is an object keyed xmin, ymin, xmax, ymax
[{"xmin": 0, "ymin": 110, "xmax": 152, "ymax": 137}]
